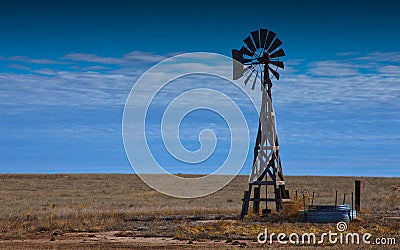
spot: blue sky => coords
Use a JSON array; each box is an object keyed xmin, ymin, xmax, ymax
[{"xmin": 0, "ymin": 0, "xmax": 399, "ymax": 176}]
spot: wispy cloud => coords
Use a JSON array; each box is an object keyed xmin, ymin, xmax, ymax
[
  {"xmin": 1, "ymin": 50, "xmax": 399, "ymax": 112},
  {"xmin": 33, "ymin": 68, "xmax": 58, "ymax": 75},
  {"xmin": 0, "ymin": 50, "xmax": 399, "ymax": 176},
  {"xmin": 123, "ymin": 51, "xmax": 166, "ymax": 63},
  {"xmin": 307, "ymin": 60, "xmax": 360, "ymax": 76},
  {"xmin": 377, "ymin": 65, "xmax": 400, "ymax": 75},
  {"xmin": 82, "ymin": 65, "xmax": 108, "ymax": 71},
  {"xmin": 1, "ymin": 51, "xmax": 169, "ymax": 68},
  {"xmin": 0, "ymin": 71, "xmax": 135, "ymax": 107},
  {"xmin": 7, "ymin": 63, "xmax": 32, "ymax": 71},
  {"xmin": 63, "ymin": 51, "xmax": 166, "ymax": 65},
  {"xmin": 355, "ymin": 51, "xmax": 400, "ymax": 62},
  {"xmin": 62, "ymin": 53, "xmax": 125, "ymax": 64},
  {"xmin": 6, "ymin": 56, "xmax": 68, "ymax": 65},
  {"xmin": 336, "ymin": 51, "xmax": 360, "ymax": 57}
]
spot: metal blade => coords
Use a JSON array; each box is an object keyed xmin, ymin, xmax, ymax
[
  {"xmin": 232, "ymin": 49, "xmax": 243, "ymax": 61},
  {"xmin": 244, "ymin": 36, "xmax": 256, "ymax": 52},
  {"xmin": 270, "ymin": 48, "xmax": 285, "ymax": 58},
  {"xmin": 264, "ymin": 31, "xmax": 276, "ymax": 50},
  {"xmin": 233, "ymin": 63, "xmax": 244, "ymax": 80},
  {"xmin": 244, "ymin": 68, "xmax": 255, "ymax": 85},
  {"xmin": 251, "ymin": 71, "xmax": 259, "ymax": 90},
  {"xmin": 269, "ymin": 60, "xmax": 284, "ymax": 69},
  {"xmin": 268, "ymin": 37, "xmax": 283, "ymax": 53},
  {"xmin": 241, "ymin": 58, "xmax": 253, "ymax": 63},
  {"xmin": 260, "ymin": 29, "xmax": 268, "ymax": 48},
  {"xmin": 269, "ymin": 66, "xmax": 280, "ymax": 80},
  {"xmin": 232, "ymin": 49, "xmax": 244, "ymax": 80},
  {"xmin": 240, "ymin": 46, "xmax": 253, "ymax": 57},
  {"xmin": 251, "ymin": 30, "xmax": 260, "ymax": 49},
  {"xmin": 232, "ymin": 49, "xmax": 253, "ymax": 63}
]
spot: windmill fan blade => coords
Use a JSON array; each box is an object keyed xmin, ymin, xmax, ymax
[
  {"xmin": 260, "ymin": 29, "xmax": 268, "ymax": 48},
  {"xmin": 251, "ymin": 71, "xmax": 258, "ymax": 90},
  {"xmin": 240, "ymin": 46, "xmax": 253, "ymax": 57},
  {"xmin": 269, "ymin": 66, "xmax": 280, "ymax": 80},
  {"xmin": 232, "ymin": 49, "xmax": 252, "ymax": 63},
  {"xmin": 241, "ymin": 58, "xmax": 253, "ymax": 63},
  {"xmin": 244, "ymin": 65, "xmax": 252, "ymax": 73},
  {"xmin": 232, "ymin": 49, "xmax": 243, "ymax": 62},
  {"xmin": 270, "ymin": 48, "xmax": 285, "ymax": 58},
  {"xmin": 244, "ymin": 69, "xmax": 255, "ymax": 85},
  {"xmin": 244, "ymin": 36, "xmax": 256, "ymax": 52},
  {"xmin": 233, "ymin": 63, "xmax": 244, "ymax": 80},
  {"xmin": 251, "ymin": 30, "xmax": 260, "ymax": 49},
  {"xmin": 264, "ymin": 31, "xmax": 276, "ymax": 50},
  {"xmin": 268, "ymin": 38, "xmax": 283, "ymax": 53},
  {"xmin": 232, "ymin": 49, "xmax": 244, "ymax": 80},
  {"xmin": 269, "ymin": 60, "xmax": 284, "ymax": 69}
]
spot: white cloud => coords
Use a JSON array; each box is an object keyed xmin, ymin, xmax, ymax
[
  {"xmin": 123, "ymin": 51, "xmax": 166, "ymax": 63},
  {"xmin": 336, "ymin": 52, "xmax": 360, "ymax": 57},
  {"xmin": 7, "ymin": 64, "xmax": 32, "ymax": 71},
  {"xmin": 82, "ymin": 65, "xmax": 108, "ymax": 71},
  {"xmin": 0, "ymin": 71, "xmax": 136, "ymax": 107},
  {"xmin": 62, "ymin": 53, "xmax": 125, "ymax": 64},
  {"xmin": 63, "ymin": 51, "xmax": 166, "ymax": 65},
  {"xmin": 307, "ymin": 60, "xmax": 360, "ymax": 77},
  {"xmin": 377, "ymin": 65, "xmax": 400, "ymax": 76},
  {"xmin": 6, "ymin": 56, "xmax": 68, "ymax": 65},
  {"xmin": 355, "ymin": 51, "xmax": 400, "ymax": 62},
  {"xmin": 1, "ymin": 50, "xmax": 399, "ymax": 116},
  {"xmin": 1, "ymin": 50, "xmax": 399, "ymax": 175},
  {"xmin": 33, "ymin": 68, "xmax": 58, "ymax": 75}
]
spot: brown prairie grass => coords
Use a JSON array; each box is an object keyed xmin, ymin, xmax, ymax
[{"xmin": 0, "ymin": 174, "xmax": 399, "ymax": 242}]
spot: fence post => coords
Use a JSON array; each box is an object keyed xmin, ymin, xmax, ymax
[{"xmin": 355, "ymin": 180, "xmax": 361, "ymax": 211}]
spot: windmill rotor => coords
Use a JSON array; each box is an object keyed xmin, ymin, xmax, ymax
[{"xmin": 232, "ymin": 29, "xmax": 285, "ymax": 90}]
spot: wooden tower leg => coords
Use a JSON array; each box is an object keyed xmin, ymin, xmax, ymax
[
  {"xmin": 240, "ymin": 185, "xmax": 252, "ymax": 219},
  {"xmin": 253, "ymin": 186, "xmax": 260, "ymax": 214}
]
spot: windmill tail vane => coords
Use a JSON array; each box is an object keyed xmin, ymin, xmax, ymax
[{"xmin": 232, "ymin": 28, "xmax": 290, "ymax": 218}]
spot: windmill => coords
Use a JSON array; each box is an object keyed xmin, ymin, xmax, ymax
[{"xmin": 232, "ymin": 28, "xmax": 290, "ymax": 218}]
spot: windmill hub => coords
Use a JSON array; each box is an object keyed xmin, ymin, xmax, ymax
[
  {"xmin": 258, "ymin": 53, "xmax": 270, "ymax": 64},
  {"xmin": 232, "ymin": 28, "xmax": 290, "ymax": 218}
]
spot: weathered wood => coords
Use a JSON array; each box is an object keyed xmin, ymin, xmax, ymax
[
  {"xmin": 253, "ymin": 187, "xmax": 260, "ymax": 214},
  {"xmin": 248, "ymin": 198, "xmax": 277, "ymax": 202},
  {"xmin": 240, "ymin": 190, "xmax": 250, "ymax": 219},
  {"xmin": 335, "ymin": 190, "xmax": 338, "ymax": 209},
  {"xmin": 285, "ymin": 190, "xmax": 290, "ymax": 199},
  {"xmin": 262, "ymin": 208, "xmax": 272, "ymax": 216},
  {"xmin": 351, "ymin": 191, "xmax": 354, "ymax": 221},
  {"xmin": 250, "ymin": 180, "xmax": 275, "ymax": 185},
  {"xmin": 355, "ymin": 180, "xmax": 361, "ymax": 211}
]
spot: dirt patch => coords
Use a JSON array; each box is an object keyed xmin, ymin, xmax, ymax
[{"xmin": 0, "ymin": 231, "xmax": 258, "ymax": 249}]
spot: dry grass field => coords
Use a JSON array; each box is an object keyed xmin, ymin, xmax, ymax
[{"xmin": 0, "ymin": 174, "xmax": 399, "ymax": 249}]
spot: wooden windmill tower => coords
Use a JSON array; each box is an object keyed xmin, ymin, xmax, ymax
[{"xmin": 232, "ymin": 28, "xmax": 290, "ymax": 218}]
